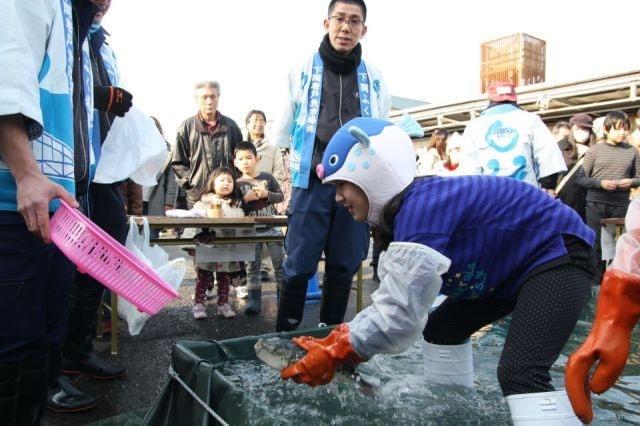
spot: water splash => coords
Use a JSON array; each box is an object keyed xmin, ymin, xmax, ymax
[{"xmin": 218, "ymin": 294, "xmax": 640, "ymax": 424}]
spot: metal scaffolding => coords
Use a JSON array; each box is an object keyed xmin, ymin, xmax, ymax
[{"xmin": 391, "ymin": 70, "xmax": 640, "ymax": 139}]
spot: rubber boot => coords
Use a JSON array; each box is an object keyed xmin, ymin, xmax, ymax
[
  {"xmin": 275, "ymin": 283, "xmax": 307, "ymax": 332},
  {"xmin": 0, "ymin": 362, "xmax": 20, "ymax": 425},
  {"xmin": 422, "ymin": 340, "xmax": 474, "ymax": 388},
  {"xmin": 507, "ymin": 390, "xmax": 581, "ymax": 425},
  {"xmin": 47, "ymin": 375, "xmax": 96, "ymax": 413},
  {"xmin": 245, "ymin": 289, "xmax": 262, "ymax": 315},
  {"xmin": 63, "ymin": 275, "xmax": 104, "ymax": 360},
  {"xmin": 17, "ymin": 353, "xmax": 48, "ymax": 426},
  {"xmin": 63, "ymin": 278, "xmax": 125, "ymax": 379},
  {"xmin": 319, "ymin": 280, "xmax": 352, "ymax": 326}
]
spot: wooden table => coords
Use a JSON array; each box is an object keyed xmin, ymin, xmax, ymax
[
  {"xmin": 100, "ymin": 215, "xmax": 366, "ymax": 354},
  {"xmin": 600, "ymin": 218, "xmax": 625, "ymax": 265},
  {"xmin": 600, "ymin": 217, "xmax": 625, "ymax": 239}
]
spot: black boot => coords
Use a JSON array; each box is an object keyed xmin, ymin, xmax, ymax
[
  {"xmin": 275, "ymin": 284, "xmax": 307, "ymax": 332},
  {"xmin": 319, "ymin": 280, "xmax": 352, "ymax": 326},
  {"xmin": 17, "ymin": 353, "xmax": 48, "ymax": 426},
  {"xmin": 47, "ymin": 375, "xmax": 96, "ymax": 413},
  {"xmin": 63, "ymin": 275, "xmax": 125, "ymax": 380},
  {"xmin": 245, "ymin": 289, "xmax": 262, "ymax": 315},
  {"xmin": 0, "ymin": 362, "xmax": 19, "ymax": 425},
  {"xmin": 62, "ymin": 352, "xmax": 125, "ymax": 380}
]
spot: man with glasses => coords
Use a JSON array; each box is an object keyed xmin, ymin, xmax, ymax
[{"xmin": 273, "ymin": 0, "xmax": 390, "ymax": 331}]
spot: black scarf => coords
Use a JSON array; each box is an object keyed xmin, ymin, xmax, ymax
[{"xmin": 318, "ymin": 33, "xmax": 362, "ymax": 75}]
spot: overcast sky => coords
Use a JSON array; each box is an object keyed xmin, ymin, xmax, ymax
[{"xmin": 103, "ymin": 0, "xmax": 639, "ymax": 141}]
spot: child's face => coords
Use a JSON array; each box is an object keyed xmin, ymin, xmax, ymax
[
  {"xmin": 607, "ymin": 123, "xmax": 629, "ymax": 144},
  {"xmin": 213, "ymin": 173, "xmax": 234, "ymax": 197},
  {"xmin": 334, "ymin": 181, "xmax": 369, "ymax": 222},
  {"xmin": 234, "ymin": 150, "xmax": 259, "ymax": 175}
]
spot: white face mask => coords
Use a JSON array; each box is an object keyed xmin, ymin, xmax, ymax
[{"xmin": 573, "ymin": 129, "xmax": 590, "ymax": 143}]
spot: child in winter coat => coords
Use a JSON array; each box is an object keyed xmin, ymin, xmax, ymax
[
  {"xmin": 192, "ymin": 167, "xmax": 246, "ymax": 319},
  {"xmin": 234, "ymin": 142, "xmax": 285, "ymax": 315}
]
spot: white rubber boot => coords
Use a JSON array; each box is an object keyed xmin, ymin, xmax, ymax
[
  {"xmin": 507, "ymin": 390, "xmax": 582, "ymax": 425},
  {"xmin": 422, "ymin": 340, "xmax": 473, "ymax": 388}
]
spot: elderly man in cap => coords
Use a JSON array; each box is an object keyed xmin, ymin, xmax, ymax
[{"xmin": 462, "ymin": 82, "xmax": 566, "ymax": 194}]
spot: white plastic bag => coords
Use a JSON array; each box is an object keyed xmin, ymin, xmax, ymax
[
  {"xmin": 93, "ymin": 106, "xmax": 167, "ymax": 186},
  {"xmin": 125, "ymin": 217, "xmax": 169, "ymax": 267},
  {"xmin": 119, "ymin": 218, "xmax": 186, "ymax": 335}
]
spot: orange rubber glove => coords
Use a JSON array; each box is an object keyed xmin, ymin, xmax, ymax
[
  {"xmin": 281, "ymin": 324, "xmax": 363, "ymax": 386},
  {"xmin": 565, "ymin": 269, "xmax": 640, "ymax": 423}
]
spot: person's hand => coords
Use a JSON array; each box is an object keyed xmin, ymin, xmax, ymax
[
  {"xmin": 565, "ymin": 269, "xmax": 640, "ymax": 423},
  {"xmin": 617, "ymin": 179, "xmax": 633, "ymax": 190},
  {"xmin": 257, "ymin": 187, "xmax": 268, "ymax": 199},
  {"xmin": 93, "ymin": 86, "xmax": 133, "ymax": 117},
  {"xmin": 16, "ymin": 171, "xmax": 79, "ymax": 243},
  {"xmin": 281, "ymin": 324, "xmax": 363, "ymax": 386},
  {"xmin": 600, "ymin": 180, "xmax": 618, "ymax": 191},
  {"xmin": 243, "ymin": 191, "xmax": 258, "ymax": 203},
  {"xmin": 545, "ymin": 188, "xmax": 556, "ymax": 198}
]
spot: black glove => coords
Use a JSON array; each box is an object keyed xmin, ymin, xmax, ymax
[{"xmin": 93, "ymin": 86, "xmax": 133, "ymax": 117}]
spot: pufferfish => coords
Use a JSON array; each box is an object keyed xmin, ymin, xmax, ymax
[{"xmin": 315, "ymin": 117, "xmax": 417, "ymax": 225}]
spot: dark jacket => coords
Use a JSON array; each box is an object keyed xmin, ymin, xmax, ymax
[
  {"xmin": 148, "ymin": 151, "xmax": 178, "ymax": 216},
  {"xmin": 312, "ymin": 67, "xmax": 361, "ymax": 168},
  {"xmin": 89, "ymin": 27, "xmax": 115, "ymax": 144},
  {"xmin": 171, "ymin": 114, "xmax": 242, "ymax": 203},
  {"xmin": 72, "ymin": 0, "xmax": 98, "ymax": 201},
  {"xmin": 556, "ymin": 137, "xmax": 588, "ymax": 220},
  {"xmin": 316, "ymin": 67, "xmax": 360, "ymax": 144}
]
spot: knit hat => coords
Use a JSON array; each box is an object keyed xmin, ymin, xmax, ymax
[{"xmin": 315, "ymin": 117, "xmax": 416, "ymax": 225}]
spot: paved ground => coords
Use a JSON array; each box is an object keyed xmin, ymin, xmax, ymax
[{"xmin": 42, "ymin": 245, "xmax": 378, "ymax": 425}]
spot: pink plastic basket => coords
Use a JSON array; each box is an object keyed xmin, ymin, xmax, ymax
[{"xmin": 50, "ymin": 200, "xmax": 179, "ymax": 314}]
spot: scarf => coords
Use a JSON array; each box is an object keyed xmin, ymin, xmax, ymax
[{"xmin": 318, "ymin": 33, "xmax": 362, "ymax": 75}]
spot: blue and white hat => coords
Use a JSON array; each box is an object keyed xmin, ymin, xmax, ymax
[{"xmin": 316, "ymin": 117, "xmax": 417, "ymax": 225}]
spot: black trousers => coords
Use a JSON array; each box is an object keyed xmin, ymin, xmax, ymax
[
  {"xmin": 423, "ymin": 237, "xmax": 593, "ymax": 396},
  {"xmin": 62, "ymin": 183, "xmax": 127, "ymax": 360},
  {"xmin": 0, "ymin": 212, "xmax": 75, "ymax": 425}
]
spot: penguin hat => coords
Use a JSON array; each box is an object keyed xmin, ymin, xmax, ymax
[{"xmin": 316, "ymin": 117, "xmax": 417, "ymax": 225}]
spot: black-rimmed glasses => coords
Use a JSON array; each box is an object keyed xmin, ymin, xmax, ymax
[{"xmin": 329, "ymin": 16, "xmax": 364, "ymax": 28}]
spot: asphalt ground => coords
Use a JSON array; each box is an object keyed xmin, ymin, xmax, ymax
[{"xmin": 42, "ymin": 245, "xmax": 378, "ymax": 425}]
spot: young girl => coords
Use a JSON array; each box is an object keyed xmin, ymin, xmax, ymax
[
  {"xmin": 192, "ymin": 167, "xmax": 245, "ymax": 320},
  {"xmin": 282, "ymin": 118, "xmax": 595, "ymax": 424},
  {"xmin": 435, "ymin": 132, "xmax": 470, "ymax": 176},
  {"xmin": 416, "ymin": 129, "xmax": 448, "ymax": 176}
]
